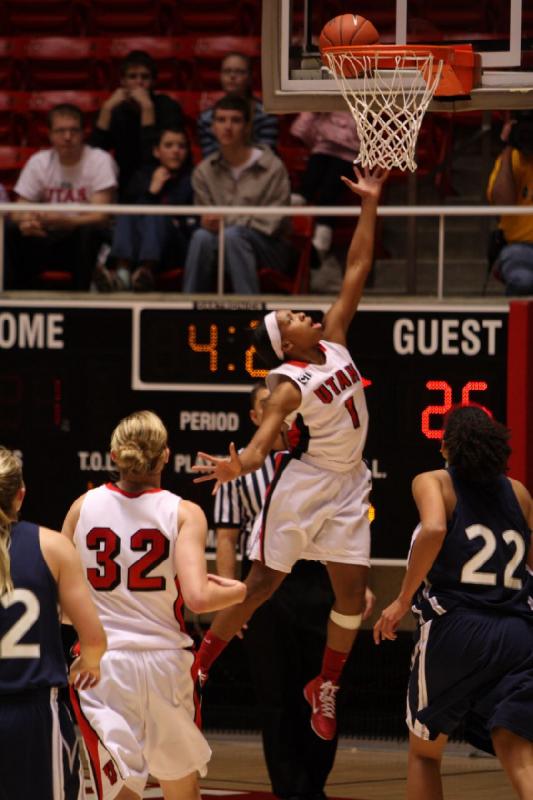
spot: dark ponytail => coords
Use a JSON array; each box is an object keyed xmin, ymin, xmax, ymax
[{"xmin": 443, "ymin": 405, "xmax": 511, "ymax": 483}]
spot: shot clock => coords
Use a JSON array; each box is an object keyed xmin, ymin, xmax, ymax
[{"xmin": 0, "ymin": 300, "xmax": 508, "ymax": 558}]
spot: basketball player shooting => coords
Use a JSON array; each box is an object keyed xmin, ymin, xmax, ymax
[{"xmin": 193, "ymin": 165, "xmax": 388, "ymax": 741}]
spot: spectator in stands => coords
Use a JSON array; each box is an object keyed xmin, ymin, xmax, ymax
[
  {"xmin": 96, "ymin": 127, "xmax": 195, "ymax": 292},
  {"xmin": 197, "ymin": 52, "xmax": 278, "ymax": 157},
  {"xmin": 183, "ymin": 96, "xmax": 291, "ymax": 294},
  {"xmin": 7, "ymin": 103, "xmax": 117, "ymax": 290},
  {"xmin": 91, "ymin": 50, "xmax": 184, "ymax": 199},
  {"xmin": 487, "ymin": 111, "xmax": 533, "ymax": 296},
  {"xmin": 290, "ymin": 112, "xmax": 360, "ymax": 293}
]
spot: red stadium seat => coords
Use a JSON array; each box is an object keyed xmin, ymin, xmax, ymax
[
  {"xmin": 20, "ymin": 38, "xmax": 105, "ymax": 90},
  {"xmin": 154, "ymin": 267, "xmax": 184, "ymax": 291},
  {"xmin": 278, "ymin": 146, "xmax": 310, "ymax": 193},
  {"xmin": 191, "ymin": 35, "xmax": 261, "ymax": 90},
  {"xmin": 85, "ymin": 0, "xmax": 164, "ymax": 35},
  {"xmin": 26, "ymin": 91, "xmax": 105, "ymax": 146},
  {"xmin": 0, "ymin": 39, "xmax": 24, "ymax": 89},
  {"xmin": 259, "ymin": 215, "xmax": 313, "ymax": 294},
  {"xmin": 36, "ymin": 270, "xmax": 74, "ymax": 288},
  {"xmin": 2, "ymin": 1, "xmax": 82, "ymax": 35},
  {"xmin": 193, "ymin": 35, "xmax": 261, "ymax": 59},
  {"xmin": 169, "ymin": 1, "xmax": 258, "ymax": 35},
  {"xmin": 0, "ymin": 146, "xmax": 38, "ymax": 193},
  {"xmin": 0, "ymin": 92, "xmax": 28, "ymax": 145}
]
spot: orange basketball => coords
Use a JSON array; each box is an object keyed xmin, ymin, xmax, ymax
[{"xmin": 319, "ymin": 13, "xmax": 380, "ymax": 51}]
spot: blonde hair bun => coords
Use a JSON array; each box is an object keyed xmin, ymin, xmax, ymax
[{"xmin": 110, "ymin": 411, "xmax": 168, "ymax": 476}]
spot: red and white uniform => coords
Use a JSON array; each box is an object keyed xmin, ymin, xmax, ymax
[
  {"xmin": 268, "ymin": 340, "xmax": 368, "ymax": 472},
  {"xmin": 248, "ymin": 341, "xmax": 371, "ymax": 572},
  {"xmin": 72, "ymin": 483, "xmax": 210, "ymax": 800}
]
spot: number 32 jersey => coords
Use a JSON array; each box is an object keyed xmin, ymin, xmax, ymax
[
  {"xmin": 413, "ymin": 467, "xmax": 532, "ymax": 623},
  {"xmin": 267, "ymin": 340, "xmax": 368, "ymax": 473},
  {"xmin": 74, "ymin": 483, "xmax": 192, "ymax": 651}
]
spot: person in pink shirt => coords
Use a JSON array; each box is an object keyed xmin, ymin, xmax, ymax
[{"xmin": 290, "ymin": 112, "xmax": 360, "ymax": 292}]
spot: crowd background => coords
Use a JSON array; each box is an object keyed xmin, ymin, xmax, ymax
[{"xmin": 0, "ymin": 1, "xmax": 530, "ymax": 295}]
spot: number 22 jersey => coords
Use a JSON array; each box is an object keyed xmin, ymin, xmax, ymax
[
  {"xmin": 413, "ymin": 467, "xmax": 532, "ymax": 623},
  {"xmin": 74, "ymin": 483, "xmax": 192, "ymax": 650}
]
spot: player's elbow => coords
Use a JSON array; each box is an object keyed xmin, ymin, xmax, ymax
[
  {"xmin": 421, "ymin": 523, "xmax": 447, "ymax": 541},
  {"xmin": 182, "ymin": 588, "xmax": 210, "ymax": 614}
]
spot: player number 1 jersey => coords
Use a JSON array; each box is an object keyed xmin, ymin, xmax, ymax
[{"xmin": 267, "ymin": 340, "xmax": 368, "ymax": 473}]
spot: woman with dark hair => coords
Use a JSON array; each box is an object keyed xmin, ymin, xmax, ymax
[
  {"xmin": 374, "ymin": 405, "xmax": 533, "ymax": 800},
  {"xmin": 193, "ymin": 165, "xmax": 387, "ymax": 742}
]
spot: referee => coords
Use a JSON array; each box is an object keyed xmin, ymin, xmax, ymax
[{"xmin": 214, "ymin": 381, "xmax": 338, "ymax": 800}]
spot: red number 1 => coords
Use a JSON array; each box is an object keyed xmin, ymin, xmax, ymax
[{"xmin": 344, "ymin": 396, "xmax": 361, "ymax": 429}]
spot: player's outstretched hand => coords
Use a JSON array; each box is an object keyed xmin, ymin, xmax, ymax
[
  {"xmin": 373, "ymin": 597, "xmax": 410, "ymax": 644},
  {"xmin": 192, "ymin": 442, "xmax": 243, "ymax": 494},
  {"xmin": 340, "ymin": 165, "xmax": 389, "ymax": 202},
  {"xmin": 69, "ymin": 657, "xmax": 101, "ymax": 691}
]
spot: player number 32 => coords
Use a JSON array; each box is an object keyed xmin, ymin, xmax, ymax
[
  {"xmin": 86, "ymin": 527, "xmax": 170, "ymax": 591},
  {"xmin": 461, "ymin": 524, "xmax": 526, "ymax": 589}
]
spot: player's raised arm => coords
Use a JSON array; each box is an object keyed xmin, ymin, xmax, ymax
[
  {"xmin": 193, "ymin": 379, "xmax": 300, "ymax": 492},
  {"xmin": 174, "ymin": 500, "xmax": 247, "ymax": 613},
  {"xmin": 322, "ymin": 166, "xmax": 388, "ymax": 345},
  {"xmin": 373, "ymin": 471, "xmax": 448, "ymax": 644}
]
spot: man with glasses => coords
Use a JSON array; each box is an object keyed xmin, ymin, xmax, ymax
[
  {"xmin": 197, "ymin": 52, "xmax": 279, "ymax": 157},
  {"xmin": 8, "ymin": 103, "xmax": 117, "ymax": 290},
  {"xmin": 91, "ymin": 50, "xmax": 185, "ymax": 198}
]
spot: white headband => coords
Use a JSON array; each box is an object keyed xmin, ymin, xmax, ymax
[{"xmin": 264, "ymin": 311, "xmax": 284, "ymax": 360}]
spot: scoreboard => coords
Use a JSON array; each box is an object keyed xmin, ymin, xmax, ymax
[{"xmin": 0, "ymin": 299, "xmax": 509, "ymax": 559}]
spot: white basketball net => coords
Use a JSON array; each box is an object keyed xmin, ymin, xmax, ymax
[{"xmin": 324, "ymin": 49, "xmax": 444, "ymax": 172}]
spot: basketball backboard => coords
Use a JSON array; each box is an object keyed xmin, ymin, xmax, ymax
[{"xmin": 262, "ymin": 0, "xmax": 533, "ymax": 112}]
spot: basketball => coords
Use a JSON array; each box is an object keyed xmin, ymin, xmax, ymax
[{"xmin": 319, "ymin": 14, "xmax": 380, "ymax": 51}]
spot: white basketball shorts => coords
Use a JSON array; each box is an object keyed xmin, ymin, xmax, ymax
[
  {"xmin": 71, "ymin": 649, "xmax": 211, "ymax": 800},
  {"xmin": 248, "ymin": 455, "xmax": 371, "ymax": 573}
]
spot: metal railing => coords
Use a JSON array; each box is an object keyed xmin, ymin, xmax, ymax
[{"xmin": 1, "ymin": 202, "xmax": 532, "ymax": 298}]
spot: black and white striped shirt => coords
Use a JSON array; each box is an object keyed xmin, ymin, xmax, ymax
[{"xmin": 213, "ymin": 451, "xmax": 279, "ymax": 556}]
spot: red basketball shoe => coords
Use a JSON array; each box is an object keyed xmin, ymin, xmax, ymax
[{"xmin": 304, "ymin": 676, "xmax": 340, "ymax": 740}]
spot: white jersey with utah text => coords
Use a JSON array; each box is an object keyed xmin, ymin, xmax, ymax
[
  {"xmin": 266, "ymin": 340, "xmax": 368, "ymax": 473},
  {"xmin": 74, "ymin": 483, "xmax": 192, "ymax": 651}
]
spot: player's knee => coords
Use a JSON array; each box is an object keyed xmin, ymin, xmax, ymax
[
  {"xmin": 245, "ymin": 571, "xmax": 281, "ymax": 605},
  {"xmin": 409, "ymin": 732, "xmax": 446, "ymax": 762},
  {"xmin": 333, "ymin": 585, "xmax": 366, "ymax": 612}
]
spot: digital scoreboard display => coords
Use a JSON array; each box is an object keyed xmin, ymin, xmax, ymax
[{"xmin": 0, "ymin": 300, "xmax": 508, "ymax": 558}]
